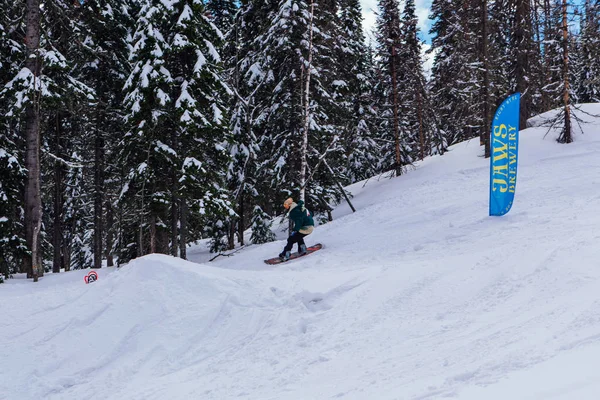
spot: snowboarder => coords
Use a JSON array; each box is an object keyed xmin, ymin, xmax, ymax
[{"xmin": 279, "ymin": 197, "xmax": 314, "ymax": 261}]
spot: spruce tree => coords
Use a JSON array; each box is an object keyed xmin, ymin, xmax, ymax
[
  {"xmin": 122, "ymin": 0, "xmax": 232, "ymax": 257},
  {"xmin": 242, "ymin": 0, "xmax": 346, "ymax": 222},
  {"xmin": 514, "ymin": 0, "xmax": 535, "ymax": 128},
  {"xmin": 428, "ymin": 0, "xmax": 482, "ymax": 146},
  {"xmin": 539, "ymin": 0, "xmax": 565, "ymax": 111},
  {"xmin": 250, "ymin": 205, "xmax": 276, "ymax": 244},
  {"xmin": 77, "ymin": 0, "xmax": 134, "ymax": 268},
  {"xmin": 226, "ymin": 0, "xmax": 279, "ymax": 245},
  {"xmin": 0, "ymin": 0, "xmax": 27, "ymax": 280},
  {"xmin": 337, "ymin": 0, "xmax": 380, "ymax": 182},
  {"xmin": 556, "ymin": 0, "xmax": 574, "ymax": 143},
  {"xmin": 576, "ymin": 0, "xmax": 600, "ymax": 102},
  {"xmin": 39, "ymin": 1, "xmax": 101, "ymax": 273},
  {"xmin": 206, "ymin": 0, "xmax": 237, "ymax": 35},
  {"xmin": 399, "ymin": 0, "xmax": 442, "ymax": 161},
  {"xmin": 375, "ymin": 0, "xmax": 410, "ymax": 175}
]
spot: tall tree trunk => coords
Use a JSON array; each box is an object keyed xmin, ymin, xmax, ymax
[
  {"xmin": 482, "ymin": 0, "xmax": 491, "ymax": 158},
  {"xmin": 238, "ymin": 195, "xmax": 244, "ymax": 245},
  {"xmin": 138, "ymin": 184, "xmax": 146, "ymax": 258},
  {"xmin": 533, "ymin": 0, "xmax": 544, "ymax": 114},
  {"xmin": 52, "ymin": 114, "xmax": 63, "ymax": 273},
  {"xmin": 157, "ymin": 221, "xmax": 169, "ymax": 254},
  {"xmin": 516, "ymin": 0, "xmax": 532, "ymax": 129},
  {"xmin": 149, "ymin": 213, "xmax": 157, "ymax": 254},
  {"xmin": 559, "ymin": 0, "xmax": 572, "ymax": 143},
  {"xmin": 179, "ymin": 199, "xmax": 187, "ymax": 260},
  {"xmin": 170, "ymin": 129, "xmax": 179, "ymax": 256},
  {"xmin": 63, "ymin": 240, "xmax": 71, "ymax": 272},
  {"xmin": 391, "ymin": 46, "xmax": 402, "ymax": 176},
  {"xmin": 105, "ymin": 200, "xmax": 114, "ymax": 267},
  {"xmin": 227, "ymin": 221, "xmax": 235, "ymax": 250},
  {"xmin": 299, "ymin": 0, "xmax": 315, "ymax": 202},
  {"xmin": 542, "ymin": 0, "xmax": 553, "ymax": 111},
  {"xmin": 170, "ymin": 196, "xmax": 178, "ymax": 256},
  {"xmin": 417, "ymin": 88, "xmax": 425, "ymax": 160},
  {"xmin": 24, "ymin": 0, "xmax": 42, "ymax": 281},
  {"xmin": 93, "ymin": 128, "xmax": 104, "ymax": 268}
]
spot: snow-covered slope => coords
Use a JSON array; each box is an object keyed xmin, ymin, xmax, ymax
[{"xmin": 2, "ymin": 104, "xmax": 600, "ymax": 400}]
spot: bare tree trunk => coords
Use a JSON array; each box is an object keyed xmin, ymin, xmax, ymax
[
  {"xmin": 516, "ymin": 0, "xmax": 532, "ymax": 129},
  {"xmin": 32, "ymin": 223, "xmax": 41, "ymax": 282},
  {"xmin": 63, "ymin": 240, "xmax": 71, "ymax": 272},
  {"xmin": 533, "ymin": 0, "xmax": 543, "ymax": 113},
  {"xmin": 179, "ymin": 200, "xmax": 187, "ymax": 260},
  {"xmin": 93, "ymin": 128, "xmax": 104, "ymax": 268},
  {"xmin": 417, "ymin": 89, "xmax": 425, "ymax": 161},
  {"xmin": 482, "ymin": 0, "xmax": 491, "ymax": 158},
  {"xmin": 105, "ymin": 200, "xmax": 114, "ymax": 267},
  {"xmin": 63, "ymin": 220, "xmax": 73, "ymax": 271},
  {"xmin": 157, "ymin": 221, "xmax": 169, "ymax": 254},
  {"xmin": 170, "ymin": 179, "xmax": 178, "ymax": 257},
  {"xmin": 138, "ymin": 148, "xmax": 150, "ymax": 258},
  {"xmin": 137, "ymin": 208, "xmax": 144, "ymax": 257},
  {"xmin": 238, "ymin": 196, "xmax": 245, "ymax": 246},
  {"xmin": 52, "ymin": 114, "xmax": 63, "ymax": 273},
  {"xmin": 391, "ymin": 46, "xmax": 402, "ymax": 176},
  {"xmin": 24, "ymin": 0, "xmax": 43, "ymax": 280},
  {"xmin": 149, "ymin": 213, "xmax": 156, "ymax": 254},
  {"xmin": 227, "ymin": 222, "xmax": 235, "ymax": 250},
  {"xmin": 543, "ymin": 0, "xmax": 553, "ymax": 111},
  {"xmin": 324, "ymin": 159, "xmax": 356, "ymax": 213},
  {"xmin": 558, "ymin": 0, "xmax": 572, "ymax": 143},
  {"xmin": 299, "ymin": 0, "xmax": 315, "ymax": 202},
  {"xmin": 170, "ymin": 128, "xmax": 179, "ymax": 256}
]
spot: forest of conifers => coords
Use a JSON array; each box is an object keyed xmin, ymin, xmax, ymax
[{"xmin": 0, "ymin": 0, "xmax": 598, "ymax": 281}]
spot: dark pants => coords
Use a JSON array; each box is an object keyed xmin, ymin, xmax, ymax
[{"xmin": 283, "ymin": 232, "xmax": 307, "ymax": 253}]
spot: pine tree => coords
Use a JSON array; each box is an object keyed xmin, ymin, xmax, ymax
[
  {"xmin": 337, "ymin": 0, "xmax": 380, "ymax": 182},
  {"xmin": 20, "ymin": 0, "xmax": 43, "ymax": 280},
  {"xmin": 239, "ymin": 0, "xmax": 346, "ymax": 224},
  {"xmin": 61, "ymin": 151, "xmax": 93, "ymax": 270},
  {"xmin": 374, "ymin": 0, "xmax": 408, "ymax": 175},
  {"xmin": 2, "ymin": 0, "xmax": 96, "ymax": 279},
  {"xmin": 206, "ymin": 0, "xmax": 237, "ymax": 35},
  {"xmin": 250, "ymin": 205, "xmax": 276, "ymax": 244},
  {"xmin": 398, "ymin": 0, "xmax": 443, "ymax": 161},
  {"xmin": 539, "ymin": 0, "xmax": 565, "ymax": 111},
  {"xmin": 0, "ymin": 0, "xmax": 27, "ymax": 280},
  {"xmin": 514, "ymin": 0, "xmax": 535, "ymax": 128},
  {"xmin": 301, "ymin": 0, "xmax": 347, "ymax": 209},
  {"xmin": 225, "ymin": 0, "xmax": 278, "ymax": 245},
  {"xmin": 428, "ymin": 0, "xmax": 482, "ymax": 146},
  {"xmin": 122, "ymin": 0, "xmax": 232, "ymax": 258},
  {"xmin": 480, "ymin": 0, "xmax": 491, "ymax": 157},
  {"xmin": 528, "ymin": 0, "xmax": 546, "ymax": 114},
  {"xmin": 557, "ymin": 0, "xmax": 574, "ymax": 143},
  {"xmin": 576, "ymin": 0, "xmax": 600, "ymax": 102},
  {"xmin": 77, "ymin": 0, "xmax": 134, "ymax": 268}
]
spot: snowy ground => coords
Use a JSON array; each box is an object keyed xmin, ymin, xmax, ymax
[{"xmin": 2, "ymin": 104, "xmax": 600, "ymax": 400}]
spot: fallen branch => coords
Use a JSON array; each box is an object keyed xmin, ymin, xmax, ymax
[{"xmin": 209, "ymin": 244, "xmax": 250, "ymax": 262}]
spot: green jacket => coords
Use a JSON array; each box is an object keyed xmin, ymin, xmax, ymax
[{"xmin": 289, "ymin": 200, "xmax": 314, "ymax": 232}]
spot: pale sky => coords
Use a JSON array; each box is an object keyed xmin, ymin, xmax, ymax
[
  {"xmin": 359, "ymin": 0, "xmax": 433, "ymax": 42},
  {"xmin": 360, "ymin": 0, "xmax": 435, "ymax": 75}
]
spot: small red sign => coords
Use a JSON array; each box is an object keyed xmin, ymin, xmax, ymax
[{"xmin": 84, "ymin": 271, "xmax": 98, "ymax": 284}]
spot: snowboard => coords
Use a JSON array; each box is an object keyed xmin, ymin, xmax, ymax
[{"xmin": 264, "ymin": 243, "xmax": 323, "ymax": 265}]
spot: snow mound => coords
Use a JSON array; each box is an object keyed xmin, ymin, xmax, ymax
[
  {"xmin": 3, "ymin": 104, "xmax": 600, "ymax": 399},
  {"xmin": 1, "ymin": 255, "xmax": 340, "ymax": 399}
]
